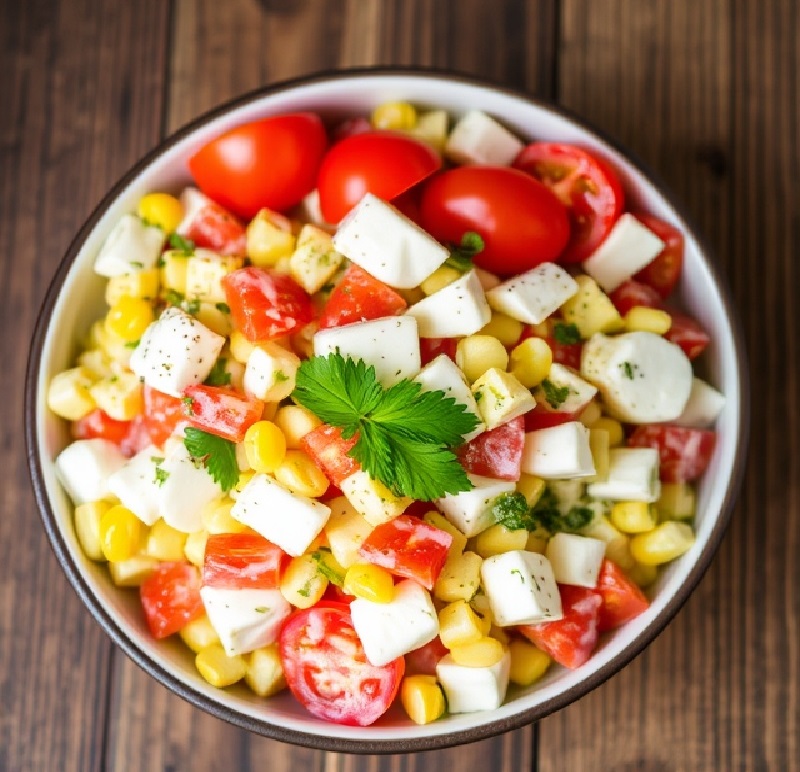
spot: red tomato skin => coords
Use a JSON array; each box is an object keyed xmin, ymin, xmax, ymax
[
  {"xmin": 513, "ymin": 143, "xmax": 625, "ymax": 264},
  {"xmin": 633, "ymin": 214, "xmax": 684, "ymax": 299},
  {"xmin": 179, "ymin": 194, "xmax": 247, "ymax": 256},
  {"xmin": 457, "ymin": 415, "xmax": 525, "ymax": 481},
  {"xmin": 596, "ymin": 560, "xmax": 650, "ymax": 632},
  {"xmin": 665, "ymin": 313, "xmax": 710, "ymax": 360},
  {"xmin": 222, "ymin": 267, "xmax": 314, "ymax": 342},
  {"xmin": 202, "ymin": 533, "xmax": 286, "ymax": 590},
  {"xmin": 420, "ymin": 166, "xmax": 570, "ymax": 277},
  {"xmin": 189, "ymin": 113, "xmax": 327, "ymax": 218},
  {"xmin": 279, "ymin": 605, "xmax": 404, "ymax": 726},
  {"xmin": 140, "ymin": 562, "xmax": 204, "ymax": 639},
  {"xmin": 318, "ymin": 264, "xmax": 407, "ymax": 329},
  {"xmin": 609, "ymin": 279, "xmax": 663, "ymax": 315},
  {"xmin": 519, "ymin": 585, "xmax": 603, "ymax": 669},
  {"xmin": 627, "ymin": 425, "xmax": 716, "ymax": 483},
  {"xmin": 358, "ymin": 514, "xmax": 453, "ymax": 591},
  {"xmin": 300, "ymin": 424, "xmax": 360, "ymax": 486},
  {"xmin": 73, "ymin": 409, "xmax": 132, "ymax": 446},
  {"xmin": 317, "ymin": 130, "xmax": 441, "ymax": 223},
  {"xmin": 419, "ymin": 337, "xmax": 457, "ymax": 366},
  {"xmin": 120, "ymin": 416, "xmax": 154, "ymax": 457},
  {"xmin": 183, "ymin": 384, "xmax": 264, "ymax": 443},
  {"xmin": 405, "ymin": 636, "xmax": 449, "ymax": 676},
  {"xmin": 524, "ymin": 405, "xmax": 580, "ymax": 433},
  {"xmin": 142, "ymin": 386, "xmax": 188, "ymax": 447}
]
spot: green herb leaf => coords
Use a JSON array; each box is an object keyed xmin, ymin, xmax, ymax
[
  {"xmin": 154, "ymin": 466, "xmax": 170, "ymax": 487},
  {"xmin": 492, "ymin": 492, "xmax": 536, "ymax": 530},
  {"xmin": 215, "ymin": 301, "xmax": 231, "ymax": 314},
  {"xmin": 254, "ymin": 606, "xmax": 269, "ymax": 614},
  {"xmin": 169, "ymin": 232, "xmax": 195, "ymax": 256},
  {"xmin": 552, "ymin": 322, "xmax": 582, "ymax": 345},
  {"xmin": 539, "ymin": 378, "xmax": 571, "ymax": 409},
  {"xmin": 165, "ymin": 289, "xmax": 185, "ymax": 307},
  {"xmin": 183, "ymin": 427, "xmax": 239, "ymax": 492},
  {"xmin": 124, "ymin": 339, "xmax": 140, "ymax": 350},
  {"xmin": 204, "ymin": 357, "xmax": 232, "ymax": 387},
  {"xmin": 183, "ymin": 296, "xmax": 201, "ymax": 315},
  {"xmin": 311, "ymin": 547, "xmax": 346, "ymax": 587},
  {"xmin": 619, "ymin": 361, "xmax": 638, "ymax": 380},
  {"xmin": 445, "ymin": 231, "xmax": 485, "ymax": 272}
]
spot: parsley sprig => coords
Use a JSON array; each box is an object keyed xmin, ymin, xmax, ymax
[
  {"xmin": 293, "ymin": 353, "xmax": 478, "ymax": 501},
  {"xmin": 183, "ymin": 427, "xmax": 239, "ymax": 492}
]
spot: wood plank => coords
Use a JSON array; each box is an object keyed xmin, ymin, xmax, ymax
[
  {"xmin": 540, "ymin": 1, "xmax": 798, "ymax": 769},
  {"xmin": 0, "ymin": 0, "xmax": 171, "ymax": 770}
]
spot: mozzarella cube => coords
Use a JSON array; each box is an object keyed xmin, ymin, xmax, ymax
[
  {"xmin": 485, "ymin": 263, "xmax": 578, "ymax": 324},
  {"xmin": 406, "ymin": 270, "xmax": 491, "ymax": 338},
  {"xmin": 436, "ymin": 474, "xmax": 516, "ymax": 538},
  {"xmin": 313, "ymin": 315, "xmax": 421, "ymax": 387},
  {"xmin": 94, "ymin": 214, "xmax": 166, "ymax": 277},
  {"xmin": 675, "ymin": 377, "xmax": 726, "ymax": 428},
  {"xmin": 200, "ymin": 587, "xmax": 291, "ymax": 657},
  {"xmin": 231, "ymin": 473, "xmax": 331, "ymax": 556},
  {"xmin": 481, "ymin": 550, "xmax": 563, "ymax": 626},
  {"xmin": 185, "ymin": 249, "xmax": 242, "ymax": 303},
  {"xmin": 521, "ymin": 422, "xmax": 596, "ymax": 479},
  {"xmin": 581, "ymin": 331, "xmax": 693, "ymax": 423},
  {"xmin": 332, "ymin": 193, "xmax": 449, "ymax": 289},
  {"xmin": 106, "ymin": 445, "xmax": 165, "ymax": 526},
  {"xmin": 289, "ymin": 224, "xmax": 344, "ymax": 294},
  {"xmin": 582, "ymin": 213, "xmax": 665, "ymax": 292},
  {"xmin": 545, "ymin": 532, "xmax": 606, "ymax": 587},
  {"xmin": 129, "ymin": 307, "xmax": 225, "ymax": 397},
  {"xmin": 323, "ymin": 496, "xmax": 375, "ymax": 568},
  {"xmin": 243, "ymin": 342, "xmax": 300, "ymax": 401},
  {"xmin": 587, "ymin": 447, "xmax": 661, "ymax": 502},
  {"xmin": 445, "ymin": 110, "xmax": 523, "ymax": 166},
  {"xmin": 534, "ymin": 363, "xmax": 597, "ymax": 414},
  {"xmin": 413, "ymin": 354, "xmax": 485, "ymax": 441},
  {"xmin": 55, "ymin": 439, "xmax": 126, "ymax": 505},
  {"xmin": 339, "ymin": 469, "xmax": 412, "ymax": 527},
  {"xmin": 471, "ymin": 368, "xmax": 537, "ymax": 430},
  {"xmin": 436, "ymin": 652, "xmax": 511, "ymax": 713},
  {"xmin": 350, "ymin": 579, "xmax": 439, "ymax": 667}
]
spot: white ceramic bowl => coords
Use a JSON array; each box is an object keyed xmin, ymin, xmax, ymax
[{"xmin": 26, "ymin": 69, "xmax": 748, "ymax": 753}]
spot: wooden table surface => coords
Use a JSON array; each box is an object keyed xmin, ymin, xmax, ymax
[{"xmin": 3, "ymin": 1, "xmax": 797, "ymax": 770}]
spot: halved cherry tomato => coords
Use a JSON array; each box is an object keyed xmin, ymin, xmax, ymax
[
  {"xmin": 596, "ymin": 559, "xmax": 650, "ymax": 632},
  {"xmin": 142, "ymin": 386, "xmax": 188, "ymax": 448},
  {"xmin": 627, "ymin": 425, "xmax": 716, "ymax": 483},
  {"xmin": 405, "ymin": 636, "xmax": 449, "ymax": 676},
  {"xmin": 358, "ymin": 514, "xmax": 453, "ymax": 591},
  {"xmin": 73, "ymin": 409, "xmax": 132, "ymax": 446},
  {"xmin": 331, "ymin": 116, "xmax": 372, "ymax": 142},
  {"xmin": 140, "ymin": 562, "xmax": 204, "ymax": 639},
  {"xmin": 279, "ymin": 604, "xmax": 405, "ymax": 726},
  {"xmin": 189, "ymin": 113, "xmax": 327, "ymax": 219},
  {"xmin": 457, "ymin": 415, "xmax": 525, "ymax": 481},
  {"xmin": 633, "ymin": 213, "xmax": 684, "ymax": 298},
  {"xmin": 609, "ymin": 279, "xmax": 663, "ymax": 316},
  {"xmin": 665, "ymin": 313, "xmax": 710, "ymax": 360},
  {"xmin": 513, "ymin": 143, "xmax": 625, "ymax": 264},
  {"xmin": 300, "ymin": 424, "xmax": 360, "ymax": 486},
  {"xmin": 222, "ymin": 267, "xmax": 314, "ymax": 342},
  {"xmin": 179, "ymin": 188, "xmax": 247, "ymax": 256},
  {"xmin": 317, "ymin": 130, "xmax": 441, "ymax": 224},
  {"xmin": 419, "ymin": 166, "xmax": 570, "ymax": 276},
  {"xmin": 183, "ymin": 385, "xmax": 264, "ymax": 443},
  {"xmin": 202, "ymin": 533, "xmax": 287, "ymax": 590},
  {"xmin": 419, "ymin": 337, "xmax": 457, "ymax": 366},
  {"xmin": 318, "ymin": 264, "xmax": 407, "ymax": 329}
]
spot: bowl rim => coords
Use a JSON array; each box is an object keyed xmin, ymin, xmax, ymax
[{"xmin": 24, "ymin": 65, "xmax": 750, "ymax": 754}]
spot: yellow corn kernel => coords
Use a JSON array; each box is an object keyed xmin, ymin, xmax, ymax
[
  {"xmin": 588, "ymin": 427, "xmax": 611, "ymax": 482},
  {"xmin": 107, "ymin": 556, "xmax": 159, "ymax": 586},
  {"xmin": 243, "ymin": 421, "xmax": 287, "ymax": 474},
  {"xmin": 657, "ymin": 482, "xmax": 696, "ymax": 520},
  {"xmin": 449, "ymin": 637, "xmax": 506, "ymax": 668},
  {"xmin": 74, "ymin": 500, "xmax": 111, "ymax": 561},
  {"xmin": 525, "ymin": 531, "xmax": 548, "ymax": 554},
  {"xmin": 630, "ymin": 521, "xmax": 695, "ymax": 566},
  {"xmin": 480, "ymin": 313, "xmax": 524, "ymax": 347},
  {"xmin": 160, "ymin": 250, "xmax": 189, "ymax": 294},
  {"xmin": 273, "ymin": 405, "xmax": 322, "ymax": 449},
  {"xmin": 183, "ymin": 529, "xmax": 209, "ymax": 568},
  {"xmin": 408, "ymin": 109, "xmax": 449, "ymax": 152},
  {"xmin": 199, "ymin": 497, "xmax": 246, "ymax": 535},
  {"xmin": 246, "ymin": 644, "xmax": 287, "ymax": 697},
  {"xmin": 246, "ymin": 209, "xmax": 296, "ymax": 267},
  {"xmin": 474, "ymin": 524, "xmax": 529, "ymax": 559},
  {"xmin": 47, "ymin": 367, "xmax": 97, "ymax": 420},
  {"xmin": 280, "ymin": 554, "xmax": 328, "ymax": 608},
  {"xmin": 626, "ymin": 560, "xmax": 659, "ymax": 587},
  {"xmin": 438, "ymin": 600, "xmax": 485, "ymax": 649},
  {"xmin": 193, "ymin": 301, "xmax": 233, "ymax": 337},
  {"xmin": 592, "ymin": 416, "xmax": 624, "ymax": 447},
  {"xmin": 468, "ymin": 593, "xmax": 494, "ymax": 636},
  {"xmin": 516, "ymin": 474, "xmax": 546, "ymax": 506},
  {"xmin": 610, "ymin": 501, "xmax": 658, "ymax": 534},
  {"xmin": 144, "ymin": 519, "xmax": 188, "ymax": 561},
  {"xmin": 423, "ymin": 510, "xmax": 467, "ymax": 555},
  {"xmin": 100, "ymin": 505, "xmax": 145, "ymax": 562},
  {"xmin": 580, "ymin": 513, "xmax": 635, "ymax": 570},
  {"xmin": 456, "ymin": 334, "xmax": 509, "ymax": 383},
  {"xmin": 89, "ymin": 320, "xmax": 132, "ymax": 366},
  {"xmin": 274, "ymin": 450, "xmax": 329, "ymax": 498},
  {"xmin": 137, "ymin": 192, "xmax": 183, "ymax": 233},
  {"xmin": 579, "ymin": 400, "xmax": 603, "ymax": 426},
  {"xmin": 434, "ymin": 550, "xmax": 483, "ymax": 603},
  {"xmin": 343, "ymin": 563, "xmax": 395, "ymax": 603},
  {"xmin": 372, "ymin": 101, "xmax": 417, "ymax": 130},
  {"xmin": 179, "ymin": 615, "xmax": 221, "ymax": 653},
  {"xmin": 508, "ymin": 640, "xmax": 551, "ymax": 686},
  {"xmin": 420, "ymin": 265, "xmax": 461, "ymax": 296},
  {"xmin": 396, "ymin": 285, "xmax": 425, "ymax": 305},
  {"xmin": 76, "ymin": 349, "xmax": 114, "ymax": 379},
  {"xmin": 89, "ymin": 372, "xmax": 143, "ymax": 421},
  {"xmin": 105, "ymin": 269, "xmax": 160, "ymax": 306},
  {"xmin": 400, "ymin": 675, "xmax": 446, "ymax": 725},
  {"xmin": 624, "ymin": 306, "xmax": 672, "ymax": 334},
  {"xmin": 229, "ymin": 330, "xmax": 256, "ymax": 364},
  {"xmin": 324, "ymin": 497, "xmax": 374, "ymax": 569},
  {"xmin": 195, "ymin": 644, "xmax": 247, "ymax": 688},
  {"xmin": 509, "ymin": 337, "xmax": 552, "ymax": 388}
]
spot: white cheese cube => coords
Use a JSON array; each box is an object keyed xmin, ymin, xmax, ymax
[
  {"xmin": 413, "ymin": 354, "xmax": 485, "ymax": 441},
  {"xmin": 582, "ymin": 213, "xmax": 665, "ymax": 292},
  {"xmin": 436, "ymin": 652, "xmax": 511, "ymax": 713},
  {"xmin": 94, "ymin": 214, "xmax": 166, "ymax": 277},
  {"xmin": 313, "ymin": 315, "xmax": 421, "ymax": 387},
  {"xmin": 675, "ymin": 377, "xmax": 726, "ymax": 428},
  {"xmin": 485, "ymin": 263, "xmax": 578, "ymax": 324},
  {"xmin": 350, "ymin": 580, "xmax": 439, "ymax": 667},
  {"xmin": 338, "ymin": 469, "xmax": 412, "ymax": 527},
  {"xmin": 243, "ymin": 342, "xmax": 300, "ymax": 402},
  {"xmin": 545, "ymin": 532, "xmax": 606, "ymax": 587},
  {"xmin": 231, "ymin": 473, "xmax": 331, "ymax": 556},
  {"xmin": 471, "ymin": 368, "xmax": 537, "ymax": 430},
  {"xmin": 436, "ymin": 474, "xmax": 516, "ymax": 538},
  {"xmin": 405, "ymin": 270, "xmax": 491, "ymax": 338},
  {"xmin": 55, "ymin": 439, "xmax": 126, "ymax": 505},
  {"xmin": 289, "ymin": 224, "xmax": 344, "ymax": 294},
  {"xmin": 534, "ymin": 363, "xmax": 598, "ymax": 414},
  {"xmin": 581, "ymin": 331, "xmax": 693, "ymax": 423},
  {"xmin": 184, "ymin": 249, "xmax": 242, "ymax": 303},
  {"xmin": 481, "ymin": 550, "xmax": 563, "ymax": 626},
  {"xmin": 521, "ymin": 422, "xmax": 596, "ymax": 479},
  {"xmin": 106, "ymin": 445, "xmax": 165, "ymax": 526},
  {"xmin": 587, "ymin": 447, "xmax": 661, "ymax": 502},
  {"xmin": 129, "ymin": 307, "xmax": 225, "ymax": 397},
  {"xmin": 332, "ymin": 193, "xmax": 449, "ymax": 289},
  {"xmin": 200, "ymin": 587, "xmax": 291, "ymax": 657},
  {"xmin": 445, "ymin": 110, "xmax": 524, "ymax": 167},
  {"xmin": 323, "ymin": 496, "xmax": 375, "ymax": 569}
]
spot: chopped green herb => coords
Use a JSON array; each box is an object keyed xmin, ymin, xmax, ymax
[
  {"xmin": 181, "ymin": 395, "xmax": 195, "ymax": 415},
  {"xmin": 183, "ymin": 427, "xmax": 239, "ymax": 492},
  {"xmin": 311, "ymin": 548, "xmax": 345, "ymax": 587},
  {"xmin": 552, "ymin": 322, "xmax": 582, "ymax": 345},
  {"xmin": 154, "ymin": 466, "xmax": 170, "ymax": 487},
  {"xmin": 169, "ymin": 232, "xmax": 195, "ymax": 256},
  {"xmin": 124, "ymin": 339, "xmax": 140, "ymax": 350},
  {"xmin": 130, "ymin": 261, "xmax": 144, "ymax": 270},
  {"xmin": 254, "ymin": 607, "xmax": 269, "ymax": 614},
  {"xmin": 540, "ymin": 378, "xmax": 571, "ymax": 409},
  {"xmin": 620, "ymin": 361, "xmax": 638, "ymax": 380},
  {"xmin": 165, "ymin": 289, "xmax": 184, "ymax": 307},
  {"xmin": 510, "ymin": 568, "xmax": 525, "ymax": 583},
  {"xmin": 215, "ymin": 301, "xmax": 231, "ymax": 314},
  {"xmin": 492, "ymin": 492, "xmax": 535, "ymax": 530},
  {"xmin": 296, "ymin": 581, "xmax": 312, "ymax": 598},
  {"xmin": 183, "ymin": 296, "xmax": 201, "ymax": 315},
  {"xmin": 204, "ymin": 357, "xmax": 231, "ymax": 387},
  {"xmin": 274, "ymin": 370, "xmax": 289, "ymax": 383}
]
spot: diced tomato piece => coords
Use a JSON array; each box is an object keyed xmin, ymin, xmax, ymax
[
  {"xmin": 300, "ymin": 424, "xmax": 360, "ymax": 486},
  {"xmin": 119, "ymin": 415, "xmax": 154, "ymax": 457},
  {"xmin": 665, "ymin": 312, "xmax": 710, "ymax": 360},
  {"xmin": 633, "ymin": 214, "xmax": 684, "ymax": 299},
  {"xmin": 322, "ymin": 584, "xmax": 357, "ymax": 604},
  {"xmin": 202, "ymin": 533, "xmax": 286, "ymax": 590},
  {"xmin": 609, "ymin": 279, "xmax": 663, "ymax": 315},
  {"xmin": 457, "ymin": 415, "xmax": 525, "ymax": 481},
  {"xmin": 180, "ymin": 196, "xmax": 246, "ymax": 256},
  {"xmin": 183, "ymin": 384, "xmax": 264, "ymax": 443},
  {"xmin": 524, "ymin": 405, "xmax": 580, "ymax": 433},
  {"xmin": 402, "ymin": 500, "xmax": 435, "ymax": 519},
  {"xmin": 358, "ymin": 514, "xmax": 453, "ymax": 591},
  {"xmin": 405, "ymin": 636, "xmax": 450, "ymax": 676},
  {"xmin": 142, "ymin": 385, "xmax": 188, "ymax": 447},
  {"xmin": 222, "ymin": 267, "xmax": 314, "ymax": 342},
  {"xmin": 73, "ymin": 409, "xmax": 132, "ymax": 446},
  {"xmin": 319, "ymin": 483, "xmax": 343, "ymax": 502},
  {"xmin": 596, "ymin": 559, "xmax": 650, "ymax": 632},
  {"xmin": 140, "ymin": 562, "xmax": 204, "ymax": 639},
  {"xmin": 419, "ymin": 337, "xmax": 458, "ymax": 366},
  {"xmin": 318, "ymin": 264, "xmax": 407, "ymax": 329},
  {"xmin": 519, "ymin": 585, "xmax": 602, "ymax": 669},
  {"xmin": 627, "ymin": 425, "xmax": 716, "ymax": 483}
]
